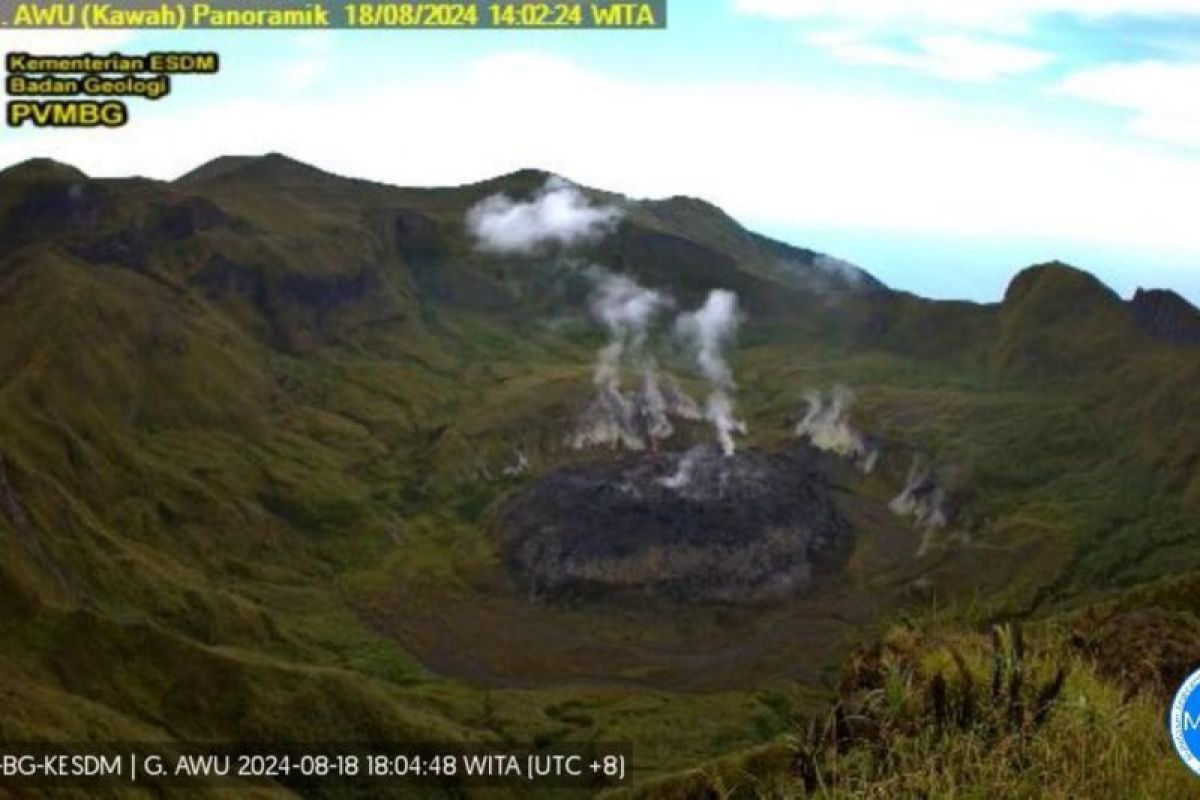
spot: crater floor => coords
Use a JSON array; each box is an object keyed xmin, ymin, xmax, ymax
[{"xmin": 365, "ymin": 446, "xmax": 955, "ymax": 691}]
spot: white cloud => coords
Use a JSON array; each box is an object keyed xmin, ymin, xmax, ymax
[
  {"xmin": 1055, "ymin": 60, "xmax": 1200, "ymax": 148},
  {"xmin": 466, "ymin": 176, "xmax": 622, "ymax": 254},
  {"xmin": 276, "ymin": 60, "xmax": 326, "ymax": 92},
  {"xmin": 808, "ymin": 30, "xmax": 1051, "ymax": 81},
  {"xmin": 735, "ymin": 0, "xmax": 1200, "ymax": 31},
  {"xmin": 2, "ymin": 52, "xmax": 1198, "ymax": 262},
  {"xmin": 273, "ymin": 32, "xmax": 334, "ymax": 92}
]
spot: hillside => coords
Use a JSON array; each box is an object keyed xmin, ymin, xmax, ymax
[{"xmin": 0, "ymin": 154, "xmax": 1198, "ymax": 795}]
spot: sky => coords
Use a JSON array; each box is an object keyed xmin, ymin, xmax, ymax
[{"xmin": 2, "ymin": 0, "xmax": 1200, "ymax": 304}]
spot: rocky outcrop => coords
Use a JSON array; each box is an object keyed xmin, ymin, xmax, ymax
[
  {"xmin": 157, "ymin": 196, "xmax": 236, "ymax": 240},
  {"xmin": 1, "ymin": 176, "xmax": 110, "ymax": 255},
  {"xmin": 1129, "ymin": 288, "xmax": 1200, "ymax": 346},
  {"xmin": 70, "ymin": 228, "xmax": 150, "ymax": 270},
  {"xmin": 190, "ymin": 253, "xmax": 393, "ymax": 349}
]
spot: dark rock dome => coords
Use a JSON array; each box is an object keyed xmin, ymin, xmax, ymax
[{"xmin": 494, "ymin": 444, "xmax": 853, "ymax": 603}]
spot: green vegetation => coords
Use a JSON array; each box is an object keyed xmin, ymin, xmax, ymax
[
  {"xmin": 0, "ymin": 154, "xmax": 1198, "ymax": 796},
  {"xmin": 615, "ymin": 616, "xmax": 1197, "ymax": 798}
]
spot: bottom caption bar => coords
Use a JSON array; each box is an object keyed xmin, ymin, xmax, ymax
[{"xmin": 0, "ymin": 743, "xmax": 631, "ymax": 788}]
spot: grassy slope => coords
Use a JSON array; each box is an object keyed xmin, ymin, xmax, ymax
[
  {"xmin": 615, "ymin": 613, "xmax": 1199, "ymax": 799},
  {"xmin": 1, "ymin": 156, "xmax": 1198, "ymax": 795}
]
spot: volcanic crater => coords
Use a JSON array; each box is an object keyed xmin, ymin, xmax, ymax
[{"xmin": 494, "ymin": 444, "xmax": 855, "ymax": 603}]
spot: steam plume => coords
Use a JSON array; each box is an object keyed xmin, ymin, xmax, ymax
[
  {"xmin": 502, "ymin": 449, "xmax": 530, "ymax": 478},
  {"xmin": 572, "ymin": 272, "xmax": 700, "ymax": 451},
  {"xmin": 889, "ymin": 455, "xmax": 948, "ymax": 531},
  {"xmin": 589, "ymin": 272, "xmax": 670, "ymax": 360},
  {"xmin": 466, "ymin": 176, "xmax": 621, "ymax": 255},
  {"xmin": 675, "ymin": 290, "xmax": 745, "ymax": 456},
  {"xmin": 812, "ymin": 255, "xmax": 868, "ymax": 287},
  {"xmin": 661, "ymin": 373, "xmax": 703, "ymax": 421},
  {"xmin": 795, "ymin": 385, "xmax": 878, "ymax": 473}
]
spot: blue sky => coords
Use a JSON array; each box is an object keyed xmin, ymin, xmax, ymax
[{"xmin": 3, "ymin": 0, "xmax": 1199, "ymax": 303}]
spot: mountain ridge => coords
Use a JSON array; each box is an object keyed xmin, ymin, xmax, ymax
[{"xmin": 8, "ymin": 152, "xmax": 1197, "ymax": 315}]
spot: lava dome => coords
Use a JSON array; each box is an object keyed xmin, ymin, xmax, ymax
[{"xmin": 494, "ymin": 444, "xmax": 854, "ymax": 603}]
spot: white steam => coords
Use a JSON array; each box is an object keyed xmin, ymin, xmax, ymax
[
  {"xmin": 589, "ymin": 272, "xmax": 671, "ymax": 358},
  {"xmin": 795, "ymin": 385, "xmax": 878, "ymax": 473},
  {"xmin": 570, "ymin": 276, "xmax": 746, "ymax": 457},
  {"xmin": 572, "ymin": 272, "xmax": 701, "ymax": 452},
  {"xmin": 502, "ymin": 449, "xmax": 530, "ymax": 478},
  {"xmin": 661, "ymin": 373, "xmax": 704, "ymax": 422},
  {"xmin": 466, "ymin": 176, "xmax": 621, "ymax": 255},
  {"xmin": 889, "ymin": 455, "xmax": 948, "ymax": 531},
  {"xmin": 812, "ymin": 254, "xmax": 868, "ymax": 287},
  {"xmin": 675, "ymin": 290, "xmax": 746, "ymax": 456},
  {"xmin": 659, "ymin": 445, "xmax": 705, "ymax": 492},
  {"xmin": 778, "ymin": 254, "xmax": 872, "ymax": 293}
]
